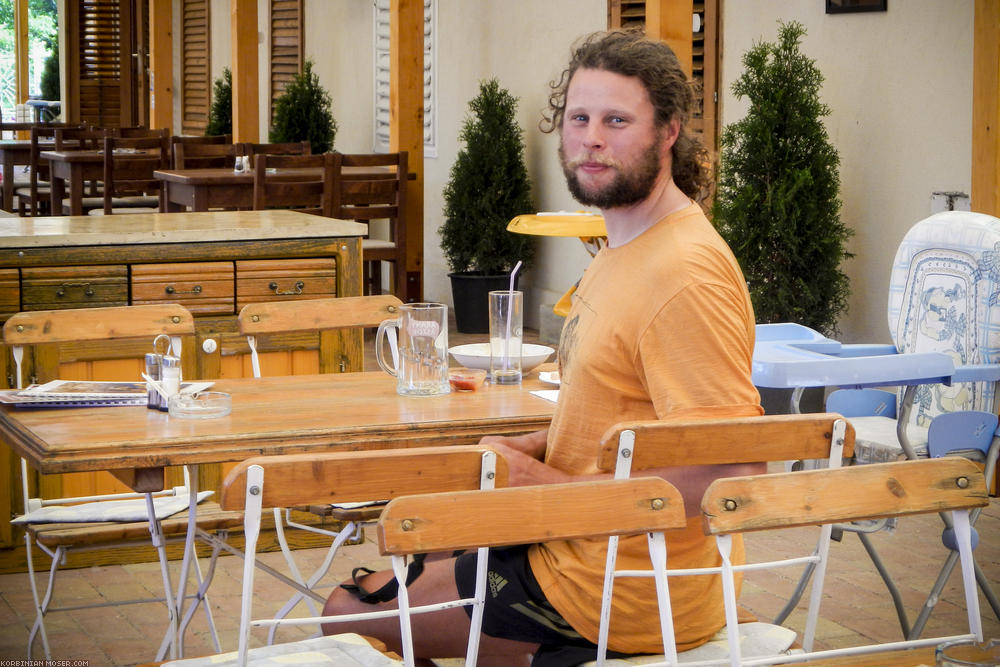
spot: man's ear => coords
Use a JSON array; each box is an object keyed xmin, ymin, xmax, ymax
[{"xmin": 660, "ymin": 118, "xmax": 681, "ymax": 154}]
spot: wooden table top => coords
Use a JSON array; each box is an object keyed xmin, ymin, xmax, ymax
[
  {"xmin": 154, "ymin": 165, "xmax": 406, "ymax": 184},
  {"xmin": 0, "ymin": 209, "xmax": 367, "ymax": 249},
  {"xmin": 0, "ymin": 371, "xmax": 556, "ymax": 476}
]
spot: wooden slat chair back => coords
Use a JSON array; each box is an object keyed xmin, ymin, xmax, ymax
[
  {"xmin": 234, "ymin": 294, "xmax": 402, "ymax": 641},
  {"xmin": 251, "ymin": 152, "xmax": 335, "ymax": 218},
  {"xmin": 701, "ymin": 457, "xmax": 989, "ymax": 666},
  {"xmin": 94, "ymin": 131, "xmax": 171, "ymax": 215},
  {"xmin": 331, "ymin": 151, "xmax": 409, "ymax": 300},
  {"xmin": 244, "ymin": 140, "xmax": 311, "ymax": 168},
  {"xmin": 3, "ymin": 304, "xmax": 242, "ymax": 661},
  {"xmin": 214, "ymin": 446, "xmax": 517, "ymax": 665},
  {"xmin": 172, "ymin": 139, "xmax": 241, "ymax": 170},
  {"xmin": 588, "ymin": 413, "xmax": 856, "ymax": 666},
  {"xmin": 51, "ymin": 126, "xmax": 112, "ymax": 215},
  {"xmin": 238, "ymin": 294, "xmax": 402, "ymax": 376},
  {"xmin": 16, "ymin": 124, "xmax": 82, "ymax": 216}
]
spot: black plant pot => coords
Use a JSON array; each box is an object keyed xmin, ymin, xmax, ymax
[{"xmin": 449, "ymin": 272, "xmax": 521, "ymax": 334}]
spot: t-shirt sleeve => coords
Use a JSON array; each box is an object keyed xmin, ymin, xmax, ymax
[{"xmin": 635, "ymin": 282, "xmax": 762, "ymax": 420}]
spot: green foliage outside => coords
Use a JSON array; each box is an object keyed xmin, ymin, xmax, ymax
[
  {"xmin": 205, "ymin": 68, "xmax": 232, "ymax": 137},
  {"xmin": 712, "ymin": 21, "xmax": 852, "ymax": 336},
  {"xmin": 39, "ymin": 39, "xmax": 57, "ymax": 101},
  {"xmin": 0, "ymin": 0, "xmax": 58, "ymax": 114},
  {"xmin": 441, "ymin": 78, "xmax": 534, "ymax": 275},
  {"xmin": 268, "ymin": 60, "xmax": 336, "ymax": 154}
]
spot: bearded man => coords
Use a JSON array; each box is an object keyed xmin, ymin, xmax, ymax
[{"xmin": 322, "ymin": 30, "xmax": 763, "ymax": 667}]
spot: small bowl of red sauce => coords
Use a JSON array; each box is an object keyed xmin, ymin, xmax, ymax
[{"xmin": 448, "ymin": 368, "xmax": 488, "ymax": 392}]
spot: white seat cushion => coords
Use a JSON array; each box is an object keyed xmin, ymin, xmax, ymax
[
  {"xmin": 848, "ymin": 415, "xmax": 929, "ymax": 464},
  {"xmin": 161, "ymin": 632, "xmax": 402, "ymax": 666},
  {"xmin": 581, "ymin": 622, "xmax": 797, "ymax": 665},
  {"xmin": 12, "ymin": 490, "xmax": 212, "ymax": 524}
]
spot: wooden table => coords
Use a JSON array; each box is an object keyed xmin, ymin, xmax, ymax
[
  {"xmin": 39, "ymin": 148, "xmax": 106, "ymax": 216},
  {"xmin": 155, "ymin": 166, "xmax": 408, "ymax": 212},
  {"xmin": 0, "ymin": 371, "xmax": 555, "ymax": 490}
]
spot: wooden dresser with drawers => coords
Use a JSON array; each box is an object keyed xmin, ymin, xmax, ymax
[{"xmin": 0, "ymin": 210, "xmax": 367, "ymax": 566}]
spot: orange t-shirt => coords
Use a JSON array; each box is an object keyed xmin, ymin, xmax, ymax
[{"xmin": 527, "ymin": 203, "xmax": 762, "ymax": 654}]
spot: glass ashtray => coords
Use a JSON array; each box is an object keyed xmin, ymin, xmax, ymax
[
  {"xmin": 936, "ymin": 639, "xmax": 1000, "ymax": 666},
  {"xmin": 168, "ymin": 391, "xmax": 232, "ymax": 419}
]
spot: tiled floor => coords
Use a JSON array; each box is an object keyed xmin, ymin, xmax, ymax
[{"xmin": 1, "ymin": 325, "xmax": 998, "ymax": 664}]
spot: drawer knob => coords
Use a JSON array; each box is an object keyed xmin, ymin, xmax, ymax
[
  {"xmin": 165, "ymin": 284, "xmax": 203, "ymax": 295},
  {"xmin": 56, "ymin": 282, "xmax": 94, "ymax": 298},
  {"xmin": 269, "ymin": 280, "xmax": 305, "ymax": 296}
]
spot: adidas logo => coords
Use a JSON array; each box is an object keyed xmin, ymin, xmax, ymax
[{"xmin": 488, "ymin": 571, "xmax": 508, "ymax": 598}]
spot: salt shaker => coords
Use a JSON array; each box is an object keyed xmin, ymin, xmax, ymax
[{"xmin": 160, "ymin": 355, "xmax": 181, "ymax": 412}]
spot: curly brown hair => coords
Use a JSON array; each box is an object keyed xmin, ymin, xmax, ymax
[{"xmin": 542, "ymin": 29, "xmax": 712, "ymax": 202}]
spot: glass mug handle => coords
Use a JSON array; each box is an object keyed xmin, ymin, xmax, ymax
[{"xmin": 374, "ymin": 318, "xmax": 401, "ymax": 377}]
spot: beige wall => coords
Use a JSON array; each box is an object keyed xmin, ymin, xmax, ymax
[{"xmin": 721, "ymin": 1, "xmax": 974, "ymax": 344}]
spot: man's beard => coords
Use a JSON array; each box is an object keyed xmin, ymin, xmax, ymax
[{"xmin": 560, "ymin": 132, "xmax": 663, "ymax": 209}]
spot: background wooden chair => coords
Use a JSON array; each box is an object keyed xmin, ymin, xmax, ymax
[
  {"xmin": 331, "ymin": 151, "xmax": 408, "ymax": 300},
  {"xmin": 252, "ymin": 152, "xmax": 334, "ymax": 217},
  {"xmin": 92, "ymin": 130, "xmax": 170, "ymax": 215},
  {"xmin": 52, "ymin": 126, "xmax": 110, "ymax": 213},
  {"xmin": 244, "ymin": 140, "xmax": 311, "ymax": 168},
  {"xmin": 702, "ymin": 457, "xmax": 989, "ymax": 666},
  {"xmin": 15, "ymin": 124, "xmax": 81, "ymax": 216},
  {"xmin": 172, "ymin": 139, "xmax": 241, "ymax": 170},
  {"xmin": 236, "ymin": 295, "xmax": 402, "ymax": 639},
  {"xmin": 3, "ymin": 304, "xmax": 242, "ymax": 660}
]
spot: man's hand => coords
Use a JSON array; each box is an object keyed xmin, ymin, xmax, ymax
[{"xmin": 478, "ymin": 429, "xmax": 569, "ymax": 486}]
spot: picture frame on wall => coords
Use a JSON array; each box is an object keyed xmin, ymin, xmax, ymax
[{"xmin": 826, "ymin": 0, "xmax": 887, "ymax": 13}]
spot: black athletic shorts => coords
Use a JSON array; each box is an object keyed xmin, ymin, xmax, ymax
[{"xmin": 454, "ymin": 545, "xmax": 646, "ymax": 667}]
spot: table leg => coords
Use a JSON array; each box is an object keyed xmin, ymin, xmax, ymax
[
  {"xmin": 69, "ymin": 164, "xmax": 84, "ymax": 216},
  {"xmin": 49, "ymin": 171, "xmax": 64, "ymax": 217},
  {"xmin": 3, "ymin": 152, "xmax": 14, "ymax": 212}
]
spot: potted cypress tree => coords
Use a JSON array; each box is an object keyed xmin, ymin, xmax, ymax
[
  {"xmin": 712, "ymin": 21, "xmax": 852, "ymax": 337},
  {"xmin": 441, "ymin": 78, "xmax": 535, "ymax": 333},
  {"xmin": 712, "ymin": 21, "xmax": 852, "ymax": 414},
  {"xmin": 205, "ymin": 68, "xmax": 232, "ymax": 137},
  {"xmin": 269, "ymin": 59, "xmax": 337, "ymax": 154}
]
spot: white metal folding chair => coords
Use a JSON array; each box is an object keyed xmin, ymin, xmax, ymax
[
  {"xmin": 183, "ymin": 446, "xmax": 509, "ymax": 665},
  {"xmin": 702, "ymin": 457, "xmax": 989, "ymax": 666},
  {"xmin": 3, "ymin": 304, "xmax": 242, "ymax": 660},
  {"xmin": 590, "ymin": 413, "xmax": 854, "ymax": 667},
  {"xmin": 237, "ymin": 294, "xmax": 402, "ymax": 640}
]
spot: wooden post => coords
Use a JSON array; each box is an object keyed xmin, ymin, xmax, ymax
[
  {"xmin": 389, "ymin": 0, "xmax": 424, "ymax": 302},
  {"xmin": 644, "ymin": 0, "xmax": 693, "ymax": 77},
  {"xmin": 148, "ymin": 0, "xmax": 174, "ymax": 132},
  {"xmin": 972, "ymin": 0, "xmax": 1000, "ymax": 216},
  {"xmin": 231, "ymin": 0, "xmax": 260, "ymax": 142},
  {"xmin": 14, "ymin": 0, "xmax": 29, "ymax": 137}
]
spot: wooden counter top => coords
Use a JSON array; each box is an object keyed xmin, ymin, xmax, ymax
[{"xmin": 0, "ymin": 209, "xmax": 368, "ymax": 249}]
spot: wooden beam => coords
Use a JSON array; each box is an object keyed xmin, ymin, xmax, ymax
[
  {"xmin": 148, "ymin": 0, "xmax": 174, "ymax": 132},
  {"xmin": 14, "ymin": 0, "xmax": 28, "ymax": 137},
  {"xmin": 972, "ymin": 0, "xmax": 1000, "ymax": 216},
  {"xmin": 389, "ymin": 0, "xmax": 424, "ymax": 302},
  {"xmin": 231, "ymin": 0, "xmax": 260, "ymax": 142},
  {"xmin": 644, "ymin": 0, "xmax": 694, "ymax": 77}
]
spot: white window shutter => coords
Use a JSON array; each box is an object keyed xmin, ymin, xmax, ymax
[{"xmin": 374, "ymin": 0, "xmax": 436, "ymax": 157}]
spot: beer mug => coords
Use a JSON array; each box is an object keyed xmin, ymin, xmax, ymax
[{"xmin": 375, "ymin": 302, "xmax": 450, "ymax": 396}]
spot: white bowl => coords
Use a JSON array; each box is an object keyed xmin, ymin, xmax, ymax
[{"xmin": 448, "ymin": 343, "xmax": 555, "ymax": 373}]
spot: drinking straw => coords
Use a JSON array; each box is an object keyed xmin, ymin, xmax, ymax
[{"xmin": 503, "ymin": 261, "xmax": 523, "ymax": 371}]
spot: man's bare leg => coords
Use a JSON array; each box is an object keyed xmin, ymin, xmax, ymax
[{"xmin": 322, "ymin": 556, "xmax": 538, "ymax": 666}]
